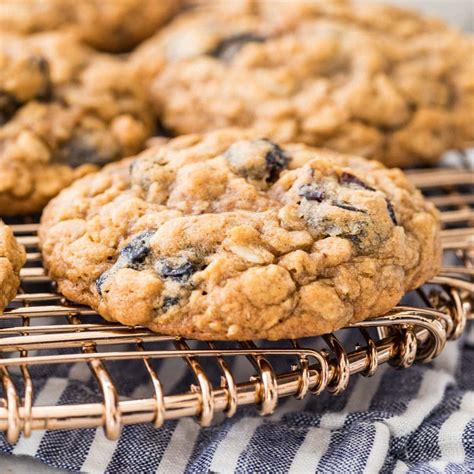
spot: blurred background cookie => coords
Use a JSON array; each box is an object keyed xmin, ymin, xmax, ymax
[
  {"xmin": 132, "ymin": 0, "xmax": 473, "ymax": 167},
  {"xmin": 0, "ymin": 31, "xmax": 155, "ymax": 215},
  {"xmin": 0, "ymin": 0, "xmax": 181, "ymax": 52}
]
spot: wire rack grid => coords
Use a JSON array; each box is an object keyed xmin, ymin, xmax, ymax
[{"xmin": 0, "ymin": 155, "xmax": 473, "ymax": 443}]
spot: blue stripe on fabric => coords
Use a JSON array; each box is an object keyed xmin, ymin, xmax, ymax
[
  {"xmin": 106, "ymin": 422, "xmax": 176, "ymax": 474},
  {"xmin": 0, "ymin": 434, "xmax": 15, "ymax": 454},
  {"xmin": 35, "ymin": 375, "xmax": 102, "ymax": 471},
  {"xmin": 407, "ymin": 465, "xmax": 440, "ymax": 473},
  {"xmin": 397, "ymin": 388, "xmax": 463, "ymax": 467},
  {"xmin": 183, "ymin": 414, "xmax": 243, "ymax": 474},
  {"xmin": 317, "ymin": 421, "xmax": 376, "ymax": 473},
  {"xmin": 234, "ymin": 417, "xmax": 310, "ymax": 473},
  {"xmin": 234, "ymin": 375, "xmax": 361, "ymax": 473},
  {"xmin": 459, "ymin": 345, "xmax": 474, "ymax": 391},
  {"xmin": 369, "ymin": 364, "xmax": 426, "ymax": 418},
  {"xmin": 463, "ymin": 419, "xmax": 474, "ymax": 462},
  {"xmin": 36, "ymin": 429, "xmax": 96, "ymax": 472}
]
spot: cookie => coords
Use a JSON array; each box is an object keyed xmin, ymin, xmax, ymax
[
  {"xmin": 39, "ymin": 130, "xmax": 441, "ymax": 340},
  {"xmin": 0, "ymin": 0, "xmax": 180, "ymax": 52},
  {"xmin": 133, "ymin": 1, "xmax": 473, "ymax": 167},
  {"xmin": 0, "ymin": 31, "xmax": 90, "ymax": 124},
  {"xmin": 0, "ymin": 32, "xmax": 155, "ymax": 216},
  {"xmin": 0, "ymin": 221, "xmax": 26, "ymax": 313}
]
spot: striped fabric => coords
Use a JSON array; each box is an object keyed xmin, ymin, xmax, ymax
[{"xmin": 0, "ymin": 324, "xmax": 473, "ymax": 473}]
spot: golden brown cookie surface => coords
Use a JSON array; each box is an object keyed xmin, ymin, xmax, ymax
[
  {"xmin": 0, "ymin": 0, "xmax": 180, "ymax": 52},
  {"xmin": 133, "ymin": 0, "xmax": 473, "ymax": 167},
  {"xmin": 40, "ymin": 130, "xmax": 441, "ymax": 340},
  {"xmin": 0, "ymin": 32, "xmax": 155, "ymax": 215},
  {"xmin": 0, "ymin": 221, "xmax": 26, "ymax": 313}
]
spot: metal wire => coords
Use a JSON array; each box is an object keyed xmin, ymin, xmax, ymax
[{"xmin": 0, "ymin": 155, "xmax": 472, "ymax": 442}]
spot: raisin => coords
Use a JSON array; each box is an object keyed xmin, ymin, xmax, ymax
[
  {"xmin": 263, "ymin": 139, "xmax": 290, "ymax": 183},
  {"xmin": 339, "ymin": 172, "xmax": 376, "ymax": 192},
  {"xmin": 154, "ymin": 119, "xmax": 174, "ymax": 137},
  {"xmin": 332, "ymin": 202, "xmax": 367, "ymax": 213},
  {"xmin": 32, "ymin": 56, "xmax": 52, "ymax": 100},
  {"xmin": 0, "ymin": 91, "xmax": 20, "ymax": 125},
  {"xmin": 298, "ymin": 185, "xmax": 326, "ymax": 202},
  {"xmin": 345, "ymin": 233, "xmax": 364, "ymax": 246},
  {"xmin": 210, "ymin": 33, "xmax": 265, "ymax": 61},
  {"xmin": 121, "ymin": 231, "xmax": 155, "ymax": 268},
  {"xmin": 35, "ymin": 56, "xmax": 49, "ymax": 75},
  {"xmin": 161, "ymin": 296, "xmax": 180, "ymax": 310},
  {"xmin": 129, "ymin": 160, "xmax": 137, "ymax": 175},
  {"xmin": 95, "ymin": 270, "xmax": 110, "ymax": 296},
  {"xmin": 95, "ymin": 231, "xmax": 155, "ymax": 296},
  {"xmin": 156, "ymin": 258, "xmax": 198, "ymax": 282},
  {"xmin": 385, "ymin": 199, "xmax": 398, "ymax": 225},
  {"xmin": 56, "ymin": 134, "xmax": 119, "ymax": 168}
]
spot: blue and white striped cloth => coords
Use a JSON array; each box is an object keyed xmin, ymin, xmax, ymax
[{"xmin": 0, "ymin": 323, "xmax": 473, "ymax": 473}]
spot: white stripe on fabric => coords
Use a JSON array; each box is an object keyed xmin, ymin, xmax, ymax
[
  {"xmin": 156, "ymin": 418, "xmax": 201, "ymax": 474},
  {"xmin": 363, "ymin": 422, "xmax": 391, "ymax": 474},
  {"xmin": 429, "ymin": 391, "xmax": 474, "ymax": 471},
  {"xmin": 13, "ymin": 377, "xmax": 70, "ymax": 456},
  {"xmin": 132, "ymin": 356, "xmax": 189, "ymax": 400},
  {"xmin": 269, "ymin": 396, "xmax": 309, "ymax": 422},
  {"xmin": 209, "ymin": 417, "xmax": 262, "ymax": 474},
  {"xmin": 466, "ymin": 324, "xmax": 474, "ymax": 345},
  {"xmin": 289, "ymin": 368, "xmax": 386, "ymax": 473},
  {"xmin": 288, "ymin": 426, "xmax": 332, "ymax": 474},
  {"xmin": 320, "ymin": 366, "xmax": 387, "ymax": 430},
  {"xmin": 433, "ymin": 341, "xmax": 460, "ymax": 375},
  {"xmin": 393, "ymin": 460, "xmax": 409, "ymax": 474},
  {"xmin": 383, "ymin": 370, "xmax": 453, "ymax": 438},
  {"xmin": 82, "ymin": 430, "xmax": 120, "ymax": 474},
  {"xmin": 131, "ymin": 383, "xmax": 150, "ymax": 399},
  {"xmin": 83, "ymin": 357, "xmax": 188, "ymax": 472},
  {"xmin": 68, "ymin": 362, "xmax": 92, "ymax": 382}
]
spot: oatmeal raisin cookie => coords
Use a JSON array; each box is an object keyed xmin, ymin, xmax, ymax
[{"xmin": 39, "ymin": 130, "xmax": 441, "ymax": 340}]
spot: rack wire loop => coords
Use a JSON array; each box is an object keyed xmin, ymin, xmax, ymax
[
  {"xmin": 1, "ymin": 368, "xmax": 21, "ymax": 443},
  {"xmin": 446, "ymin": 288, "xmax": 468, "ymax": 340},
  {"xmin": 358, "ymin": 329, "xmax": 379, "ymax": 377},
  {"xmin": 175, "ymin": 340, "xmax": 215, "ymax": 427},
  {"xmin": 138, "ymin": 344, "xmax": 166, "ymax": 429},
  {"xmin": 290, "ymin": 340, "xmax": 311, "ymax": 399},
  {"xmin": 395, "ymin": 326, "xmax": 418, "ymax": 369},
  {"xmin": 86, "ymin": 350, "xmax": 122, "ymax": 440},
  {"xmin": 242, "ymin": 342, "xmax": 279, "ymax": 416},
  {"xmin": 323, "ymin": 334, "xmax": 350, "ymax": 395},
  {"xmin": 208, "ymin": 342, "xmax": 238, "ymax": 418}
]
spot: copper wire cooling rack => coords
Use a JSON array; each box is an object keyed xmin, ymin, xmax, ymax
[{"xmin": 1, "ymin": 158, "xmax": 473, "ymax": 443}]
